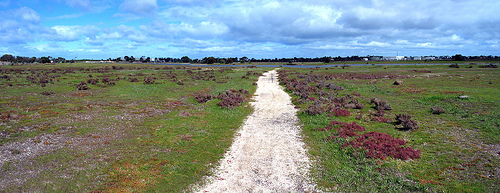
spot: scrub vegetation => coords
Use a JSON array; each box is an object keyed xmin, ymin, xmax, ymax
[
  {"xmin": 279, "ymin": 64, "xmax": 499, "ymax": 192},
  {"xmin": 0, "ymin": 62, "xmax": 498, "ymax": 192},
  {"xmin": 0, "ymin": 63, "xmax": 264, "ymax": 192}
]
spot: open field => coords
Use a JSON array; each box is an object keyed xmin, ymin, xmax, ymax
[
  {"xmin": 0, "ymin": 63, "xmax": 266, "ymax": 192},
  {"xmin": 0, "ymin": 62, "xmax": 498, "ymax": 192},
  {"xmin": 278, "ymin": 64, "xmax": 499, "ymax": 192}
]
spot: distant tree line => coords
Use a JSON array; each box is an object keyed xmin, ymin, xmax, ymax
[
  {"xmin": 2, "ymin": 54, "xmax": 499, "ymax": 65},
  {"xmin": 0, "ymin": 54, "xmax": 71, "ymax": 64}
]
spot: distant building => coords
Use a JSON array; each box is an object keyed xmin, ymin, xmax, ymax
[
  {"xmin": 369, "ymin": 56, "xmax": 383, "ymax": 61},
  {"xmin": 383, "ymin": 56, "xmax": 406, "ymax": 61}
]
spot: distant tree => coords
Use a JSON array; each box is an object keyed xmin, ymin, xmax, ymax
[
  {"xmin": 226, "ymin": 58, "xmax": 234, "ymax": 64},
  {"xmin": 130, "ymin": 56, "xmax": 135, "ymax": 62},
  {"xmin": 181, "ymin": 56, "xmax": 192, "ymax": 63},
  {"xmin": 453, "ymin": 54, "xmax": 466, "ymax": 61},
  {"xmin": 0, "ymin": 54, "xmax": 15, "ymax": 62},
  {"xmin": 39, "ymin": 57, "xmax": 51, "ymax": 63},
  {"xmin": 124, "ymin": 56, "xmax": 130, "ymax": 61},
  {"xmin": 240, "ymin": 56, "xmax": 248, "ymax": 63},
  {"xmin": 203, "ymin": 57, "xmax": 216, "ymax": 64}
]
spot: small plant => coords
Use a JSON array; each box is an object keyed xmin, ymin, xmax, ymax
[
  {"xmin": 345, "ymin": 100, "xmax": 364, "ymax": 109},
  {"xmin": 395, "ymin": 114, "xmax": 419, "ymax": 131},
  {"xmin": 371, "ymin": 98, "xmax": 392, "ymax": 110},
  {"xmin": 87, "ymin": 78, "xmax": 99, "ymax": 85},
  {"xmin": 194, "ymin": 93, "xmax": 212, "ymax": 103},
  {"xmin": 322, "ymin": 121, "xmax": 366, "ymax": 139},
  {"xmin": 216, "ymin": 90, "xmax": 248, "ymax": 109},
  {"xmin": 76, "ymin": 81, "xmax": 88, "ymax": 90},
  {"xmin": 177, "ymin": 80, "xmax": 184, "ymax": 85},
  {"xmin": 102, "ymin": 77, "xmax": 111, "ymax": 84},
  {"xmin": 305, "ymin": 104, "xmax": 325, "ymax": 115},
  {"xmin": 144, "ymin": 76, "xmax": 156, "ymax": 84},
  {"xmin": 372, "ymin": 116, "xmax": 390, "ymax": 123},
  {"xmin": 331, "ymin": 108, "xmax": 350, "ymax": 117},
  {"xmin": 393, "ymin": 80, "xmax": 403, "ymax": 85},
  {"xmin": 431, "ymin": 106, "xmax": 446, "ymax": 114},
  {"xmin": 41, "ymin": 91, "xmax": 55, "ymax": 96},
  {"xmin": 129, "ymin": 77, "xmax": 139, "ymax": 82},
  {"xmin": 449, "ymin": 63, "xmax": 460, "ymax": 68},
  {"xmin": 342, "ymin": 131, "xmax": 421, "ymax": 160}
]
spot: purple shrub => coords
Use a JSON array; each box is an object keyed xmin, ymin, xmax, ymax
[
  {"xmin": 76, "ymin": 81, "xmax": 88, "ymax": 90},
  {"xmin": 194, "ymin": 93, "xmax": 212, "ymax": 103},
  {"xmin": 395, "ymin": 114, "xmax": 419, "ymax": 131},
  {"xmin": 342, "ymin": 131, "xmax": 421, "ymax": 160},
  {"xmin": 87, "ymin": 78, "xmax": 99, "ymax": 85},
  {"xmin": 331, "ymin": 108, "xmax": 350, "ymax": 117},
  {"xmin": 216, "ymin": 90, "xmax": 248, "ymax": 109},
  {"xmin": 323, "ymin": 121, "xmax": 366, "ymax": 139},
  {"xmin": 305, "ymin": 104, "xmax": 325, "ymax": 115}
]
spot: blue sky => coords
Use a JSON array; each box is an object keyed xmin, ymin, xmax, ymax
[{"xmin": 1, "ymin": 0, "xmax": 499, "ymax": 59}]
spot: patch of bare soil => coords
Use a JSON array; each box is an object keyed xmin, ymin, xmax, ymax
[
  {"xmin": 0, "ymin": 100, "xmax": 174, "ymax": 190},
  {"xmin": 194, "ymin": 70, "xmax": 318, "ymax": 192}
]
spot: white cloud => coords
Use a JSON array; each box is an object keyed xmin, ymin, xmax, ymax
[
  {"xmin": 16, "ymin": 7, "xmax": 41, "ymax": 23},
  {"xmin": 51, "ymin": 26, "xmax": 82, "ymax": 41},
  {"xmin": 120, "ymin": 0, "xmax": 158, "ymax": 17}
]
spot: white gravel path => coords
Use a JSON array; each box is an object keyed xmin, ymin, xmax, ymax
[{"xmin": 196, "ymin": 70, "xmax": 318, "ymax": 192}]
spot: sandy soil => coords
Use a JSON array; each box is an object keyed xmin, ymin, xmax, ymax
[{"xmin": 195, "ymin": 70, "xmax": 318, "ymax": 192}]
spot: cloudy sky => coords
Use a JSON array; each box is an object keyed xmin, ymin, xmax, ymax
[{"xmin": 1, "ymin": 0, "xmax": 499, "ymax": 59}]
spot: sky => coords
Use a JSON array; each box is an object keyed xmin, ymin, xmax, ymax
[{"xmin": 0, "ymin": 0, "xmax": 499, "ymax": 59}]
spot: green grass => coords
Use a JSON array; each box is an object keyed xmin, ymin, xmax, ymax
[
  {"xmin": 0, "ymin": 64, "xmax": 267, "ymax": 192},
  {"xmin": 280, "ymin": 65, "xmax": 499, "ymax": 192}
]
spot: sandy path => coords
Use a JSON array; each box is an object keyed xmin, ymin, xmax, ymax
[{"xmin": 196, "ymin": 70, "xmax": 317, "ymax": 192}]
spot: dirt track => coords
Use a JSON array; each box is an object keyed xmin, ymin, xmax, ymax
[{"xmin": 196, "ymin": 70, "xmax": 317, "ymax": 192}]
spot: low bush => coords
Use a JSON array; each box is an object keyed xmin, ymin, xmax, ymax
[
  {"xmin": 76, "ymin": 81, "xmax": 88, "ymax": 90},
  {"xmin": 144, "ymin": 76, "xmax": 156, "ymax": 84},
  {"xmin": 194, "ymin": 93, "xmax": 212, "ymax": 103},
  {"xmin": 321, "ymin": 121, "xmax": 366, "ymax": 139},
  {"xmin": 371, "ymin": 98, "xmax": 392, "ymax": 110},
  {"xmin": 395, "ymin": 114, "xmax": 419, "ymax": 131},
  {"xmin": 431, "ymin": 106, "xmax": 446, "ymax": 114},
  {"xmin": 305, "ymin": 104, "xmax": 325, "ymax": 115},
  {"xmin": 87, "ymin": 78, "xmax": 99, "ymax": 85},
  {"xmin": 216, "ymin": 90, "xmax": 248, "ymax": 109},
  {"xmin": 343, "ymin": 131, "xmax": 421, "ymax": 160},
  {"xmin": 40, "ymin": 91, "xmax": 55, "ymax": 96},
  {"xmin": 331, "ymin": 108, "xmax": 350, "ymax": 117}
]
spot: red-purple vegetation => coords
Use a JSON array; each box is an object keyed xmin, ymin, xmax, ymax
[
  {"xmin": 216, "ymin": 90, "xmax": 248, "ymax": 109},
  {"xmin": 318, "ymin": 121, "xmax": 366, "ymax": 138},
  {"xmin": 331, "ymin": 108, "xmax": 351, "ymax": 117},
  {"xmin": 342, "ymin": 131, "xmax": 421, "ymax": 160}
]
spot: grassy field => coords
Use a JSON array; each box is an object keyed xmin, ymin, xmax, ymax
[
  {"xmin": 278, "ymin": 64, "xmax": 499, "ymax": 192},
  {"xmin": 0, "ymin": 63, "xmax": 267, "ymax": 192},
  {"xmin": 1, "ymin": 62, "xmax": 498, "ymax": 192}
]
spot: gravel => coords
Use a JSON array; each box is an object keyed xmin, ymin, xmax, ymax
[{"xmin": 195, "ymin": 70, "xmax": 318, "ymax": 192}]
